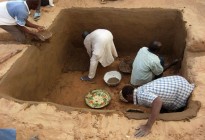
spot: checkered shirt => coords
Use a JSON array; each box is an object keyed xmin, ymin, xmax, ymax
[{"xmin": 133, "ymin": 76, "xmax": 195, "ymax": 111}]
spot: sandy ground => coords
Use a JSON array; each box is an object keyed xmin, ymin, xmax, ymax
[
  {"xmin": 0, "ymin": 0, "xmax": 205, "ymax": 139},
  {"xmin": 48, "ymin": 56, "xmax": 178, "ymax": 110}
]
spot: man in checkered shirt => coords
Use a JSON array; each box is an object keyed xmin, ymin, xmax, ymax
[{"xmin": 120, "ymin": 75, "xmax": 195, "ymax": 138}]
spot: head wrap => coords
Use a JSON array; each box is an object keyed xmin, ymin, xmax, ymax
[{"xmin": 119, "ymin": 90, "xmax": 128, "ymax": 103}]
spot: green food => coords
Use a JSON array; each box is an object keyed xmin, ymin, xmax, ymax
[{"xmin": 85, "ymin": 89, "xmax": 111, "ymax": 108}]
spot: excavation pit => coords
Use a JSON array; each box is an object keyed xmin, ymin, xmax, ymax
[{"xmin": 0, "ymin": 8, "xmax": 200, "ymax": 120}]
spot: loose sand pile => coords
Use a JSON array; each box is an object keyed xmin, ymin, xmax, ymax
[{"xmin": 0, "ymin": 0, "xmax": 205, "ymax": 139}]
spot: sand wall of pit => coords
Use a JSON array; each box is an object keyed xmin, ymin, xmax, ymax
[{"xmin": 0, "ymin": 8, "xmax": 186, "ymax": 102}]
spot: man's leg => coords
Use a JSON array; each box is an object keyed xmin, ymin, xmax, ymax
[
  {"xmin": 34, "ymin": 0, "xmax": 42, "ymax": 21},
  {"xmin": 0, "ymin": 25, "xmax": 26, "ymax": 43},
  {"xmin": 41, "ymin": 0, "xmax": 49, "ymax": 6}
]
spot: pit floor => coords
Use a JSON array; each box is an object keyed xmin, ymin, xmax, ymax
[{"xmin": 44, "ymin": 55, "xmax": 179, "ymax": 111}]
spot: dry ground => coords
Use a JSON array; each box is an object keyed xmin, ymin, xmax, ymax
[{"xmin": 0, "ymin": 0, "xmax": 205, "ymax": 139}]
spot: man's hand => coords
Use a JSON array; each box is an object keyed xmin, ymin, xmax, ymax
[
  {"xmin": 134, "ymin": 124, "xmax": 151, "ymax": 137},
  {"xmin": 33, "ymin": 32, "xmax": 41, "ymax": 40},
  {"xmin": 134, "ymin": 97, "xmax": 162, "ymax": 138},
  {"xmin": 36, "ymin": 26, "xmax": 45, "ymax": 32},
  {"xmin": 25, "ymin": 20, "xmax": 45, "ymax": 31},
  {"xmin": 81, "ymin": 76, "xmax": 92, "ymax": 81}
]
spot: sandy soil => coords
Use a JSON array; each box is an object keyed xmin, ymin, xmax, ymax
[
  {"xmin": 48, "ymin": 56, "xmax": 178, "ymax": 110},
  {"xmin": 0, "ymin": 0, "xmax": 205, "ymax": 140}
]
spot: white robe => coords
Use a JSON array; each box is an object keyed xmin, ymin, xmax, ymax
[{"xmin": 84, "ymin": 29, "xmax": 118, "ymax": 79}]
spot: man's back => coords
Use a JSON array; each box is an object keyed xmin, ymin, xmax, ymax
[
  {"xmin": 131, "ymin": 47, "xmax": 163, "ymax": 86},
  {"xmin": 0, "ymin": 1, "xmax": 29, "ymax": 26},
  {"xmin": 81, "ymin": 29, "xmax": 118, "ymax": 80},
  {"xmin": 84, "ymin": 29, "xmax": 117, "ymax": 67},
  {"xmin": 137, "ymin": 76, "xmax": 195, "ymax": 110},
  {"xmin": 87, "ymin": 29, "xmax": 113, "ymax": 48}
]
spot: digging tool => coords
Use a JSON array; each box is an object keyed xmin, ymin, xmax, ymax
[
  {"xmin": 126, "ymin": 109, "xmax": 144, "ymax": 113},
  {"xmin": 100, "ymin": 0, "xmax": 118, "ymax": 4},
  {"xmin": 119, "ymin": 58, "xmax": 181, "ymax": 74},
  {"xmin": 36, "ymin": 30, "xmax": 52, "ymax": 41},
  {"xmin": 163, "ymin": 58, "xmax": 182, "ymax": 72}
]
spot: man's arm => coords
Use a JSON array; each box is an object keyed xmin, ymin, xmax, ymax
[
  {"xmin": 17, "ymin": 25, "xmax": 37, "ymax": 36},
  {"xmin": 111, "ymin": 42, "xmax": 118, "ymax": 58},
  {"xmin": 163, "ymin": 59, "xmax": 181, "ymax": 72},
  {"xmin": 17, "ymin": 20, "xmax": 45, "ymax": 39},
  {"xmin": 135, "ymin": 97, "xmax": 162, "ymax": 137},
  {"xmin": 25, "ymin": 19, "xmax": 45, "ymax": 31},
  {"xmin": 81, "ymin": 55, "xmax": 98, "ymax": 81},
  {"xmin": 151, "ymin": 60, "xmax": 164, "ymax": 76},
  {"xmin": 84, "ymin": 39, "xmax": 92, "ymax": 58}
]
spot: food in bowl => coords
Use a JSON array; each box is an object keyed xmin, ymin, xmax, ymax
[
  {"xmin": 85, "ymin": 89, "xmax": 111, "ymax": 109},
  {"xmin": 107, "ymin": 77, "xmax": 120, "ymax": 84},
  {"xmin": 104, "ymin": 71, "xmax": 122, "ymax": 86}
]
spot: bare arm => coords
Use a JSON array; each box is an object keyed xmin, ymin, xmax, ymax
[
  {"xmin": 146, "ymin": 97, "xmax": 162, "ymax": 128},
  {"xmin": 17, "ymin": 25, "xmax": 37, "ymax": 36},
  {"xmin": 81, "ymin": 55, "xmax": 98, "ymax": 81},
  {"xmin": 25, "ymin": 19, "xmax": 45, "ymax": 31},
  {"xmin": 17, "ymin": 20, "xmax": 45, "ymax": 39},
  {"xmin": 135, "ymin": 97, "xmax": 162, "ymax": 137},
  {"xmin": 163, "ymin": 58, "xmax": 181, "ymax": 72}
]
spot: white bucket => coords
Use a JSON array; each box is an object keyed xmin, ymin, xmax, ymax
[{"xmin": 103, "ymin": 71, "xmax": 122, "ymax": 86}]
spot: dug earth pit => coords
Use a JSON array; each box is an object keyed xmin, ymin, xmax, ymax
[{"xmin": 0, "ymin": 8, "xmax": 200, "ymax": 120}]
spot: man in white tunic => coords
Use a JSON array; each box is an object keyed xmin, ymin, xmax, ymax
[
  {"xmin": 131, "ymin": 41, "xmax": 164, "ymax": 86},
  {"xmin": 0, "ymin": 0, "xmax": 45, "ymax": 43},
  {"xmin": 81, "ymin": 29, "xmax": 118, "ymax": 81}
]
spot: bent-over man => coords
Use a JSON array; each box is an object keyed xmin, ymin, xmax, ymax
[
  {"xmin": 120, "ymin": 76, "xmax": 195, "ymax": 137},
  {"xmin": 0, "ymin": 0, "xmax": 45, "ymax": 43},
  {"xmin": 81, "ymin": 29, "xmax": 118, "ymax": 81},
  {"xmin": 131, "ymin": 41, "xmax": 164, "ymax": 86}
]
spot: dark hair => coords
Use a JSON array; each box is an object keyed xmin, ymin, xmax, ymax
[
  {"xmin": 82, "ymin": 31, "xmax": 90, "ymax": 39},
  {"xmin": 148, "ymin": 41, "xmax": 162, "ymax": 53},
  {"xmin": 121, "ymin": 85, "xmax": 134, "ymax": 100}
]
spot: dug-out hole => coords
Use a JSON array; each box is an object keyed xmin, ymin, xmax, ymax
[{"xmin": 0, "ymin": 8, "xmax": 200, "ymax": 120}]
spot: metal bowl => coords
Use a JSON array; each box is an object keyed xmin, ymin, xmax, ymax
[
  {"xmin": 118, "ymin": 58, "xmax": 134, "ymax": 74},
  {"xmin": 37, "ymin": 30, "xmax": 52, "ymax": 41},
  {"xmin": 103, "ymin": 71, "xmax": 122, "ymax": 86}
]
